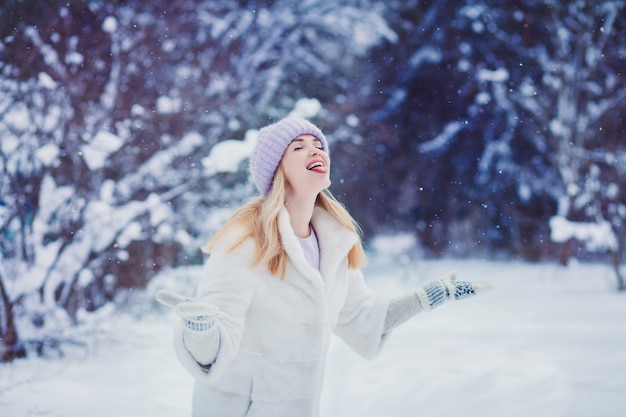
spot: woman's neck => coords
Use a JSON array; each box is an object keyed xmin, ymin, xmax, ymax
[{"xmin": 284, "ymin": 192, "xmax": 317, "ymax": 238}]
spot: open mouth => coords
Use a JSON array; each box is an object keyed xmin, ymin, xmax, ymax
[{"xmin": 307, "ymin": 161, "xmax": 324, "ymax": 171}]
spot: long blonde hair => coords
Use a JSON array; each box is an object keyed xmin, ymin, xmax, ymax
[{"xmin": 202, "ymin": 165, "xmax": 367, "ymax": 279}]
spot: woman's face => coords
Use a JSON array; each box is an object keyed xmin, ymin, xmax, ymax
[{"xmin": 280, "ymin": 134, "xmax": 331, "ymax": 197}]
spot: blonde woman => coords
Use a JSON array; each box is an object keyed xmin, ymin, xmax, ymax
[{"xmin": 156, "ymin": 118, "xmax": 489, "ymax": 417}]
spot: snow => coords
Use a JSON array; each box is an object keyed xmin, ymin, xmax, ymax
[
  {"xmin": 35, "ymin": 175, "xmax": 74, "ymax": 231},
  {"xmin": 202, "ymin": 130, "xmax": 258, "ymax": 176},
  {"xmin": 4, "ymin": 102, "xmax": 30, "ymax": 131},
  {"xmin": 418, "ymin": 120, "xmax": 466, "ymax": 154},
  {"xmin": 369, "ymin": 233, "xmax": 417, "ymax": 258},
  {"xmin": 34, "ymin": 143, "xmax": 60, "ymax": 166},
  {"xmin": 462, "ymin": 4, "xmax": 486, "ymax": 20},
  {"xmin": 477, "ymin": 67, "xmax": 509, "ymax": 83},
  {"xmin": 474, "ymin": 91, "xmax": 490, "ymax": 104},
  {"xmin": 2, "ymin": 258, "xmax": 625, "ymax": 417},
  {"xmin": 81, "ymin": 131, "xmax": 125, "ymax": 170},
  {"xmin": 156, "ymin": 96, "xmax": 182, "ymax": 115},
  {"xmin": 408, "ymin": 46, "xmax": 442, "ymax": 69},
  {"xmin": 348, "ymin": 10, "xmax": 398, "ymax": 53},
  {"xmin": 38, "ymin": 72, "xmax": 57, "ymax": 90},
  {"xmin": 40, "ymin": 104, "xmax": 63, "ymax": 133},
  {"xmin": 345, "ymin": 114, "xmax": 360, "ymax": 127},
  {"xmin": 65, "ymin": 51, "xmax": 84, "ymax": 66},
  {"xmin": 116, "ymin": 221, "xmax": 143, "ymax": 247},
  {"xmin": 0, "ymin": 135, "xmax": 19, "ymax": 154},
  {"xmin": 99, "ymin": 179, "xmax": 116, "ymax": 202},
  {"xmin": 288, "ymin": 97, "xmax": 322, "ymax": 119},
  {"xmin": 102, "ymin": 16, "xmax": 118, "ymax": 33},
  {"xmin": 549, "ymin": 215, "xmax": 618, "ymax": 251},
  {"xmin": 517, "ymin": 181, "xmax": 532, "ymax": 202}
]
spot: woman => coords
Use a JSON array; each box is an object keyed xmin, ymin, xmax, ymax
[{"xmin": 156, "ymin": 117, "xmax": 489, "ymax": 417}]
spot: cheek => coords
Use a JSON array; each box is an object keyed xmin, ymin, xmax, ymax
[
  {"xmin": 281, "ymin": 160, "xmax": 303, "ymax": 185},
  {"xmin": 282, "ymin": 158, "xmax": 299, "ymax": 175}
]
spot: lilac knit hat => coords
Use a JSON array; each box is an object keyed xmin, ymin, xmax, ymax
[{"xmin": 249, "ymin": 117, "xmax": 329, "ymax": 196}]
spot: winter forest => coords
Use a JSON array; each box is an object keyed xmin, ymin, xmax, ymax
[{"xmin": 1, "ymin": 0, "xmax": 626, "ymax": 413}]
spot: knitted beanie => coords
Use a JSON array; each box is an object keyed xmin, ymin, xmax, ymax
[{"xmin": 249, "ymin": 117, "xmax": 329, "ymax": 196}]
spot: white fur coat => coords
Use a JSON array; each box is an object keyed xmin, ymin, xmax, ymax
[{"xmin": 173, "ymin": 206, "xmax": 390, "ymax": 417}]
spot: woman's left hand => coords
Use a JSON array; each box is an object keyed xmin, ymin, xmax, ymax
[{"xmin": 416, "ymin": 273, "xmax": 491, "ymax": 311}]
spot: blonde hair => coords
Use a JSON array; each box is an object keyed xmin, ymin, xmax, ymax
[{"xmin": 202, "ymin": 165, "xmax": 367, "ymax": 279}]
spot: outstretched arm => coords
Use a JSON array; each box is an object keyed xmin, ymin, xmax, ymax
[
  {"xmin": 383, "ymin": 273, "xmax": 490, "ymax": 333},
  {"xmin": 156, "ymin": 290, "xmax": 220, "ymax": 366}
]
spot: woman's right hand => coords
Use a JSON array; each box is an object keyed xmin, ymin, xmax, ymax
[
  {"xmin": 156, "ymin": 289, "xmax": 220, "ymax": 365},
  {"xmin": 156, "ymin": 289, "xmax": 219, "ymax": 323}
]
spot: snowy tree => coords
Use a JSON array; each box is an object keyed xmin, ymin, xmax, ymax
[
  {"xmin": 348, "ymin": 0, "xmax": 626, "ymax": 287},
  {"xmin": 461, "ymin": 0, "xmax": 626, "ymax": 288},
  {"xmin": 0, "ymin": 0, "xmax": 395, "ymax": 361},
  {"xmin": 338, "ymin": 0, "xmax": 514, "ymax": 256},
  {"xmin": 0, "ymin": 1, "xmax": 192, "ymax": 360}
]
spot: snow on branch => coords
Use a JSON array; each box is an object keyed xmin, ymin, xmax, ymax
[
  {"xmin": 549, "ymin": 215, "xmax": 618, "ymax": 252},
  {"xmin": 81, "ymin": 131, "xmax": 125, "ymax": 171},
  {"xmin": 418, "ymin": 120, "xmax": 466, "ymax": 154},
  {"xmin": 477, "ymin": 67, "xmax": 509, "ymax": 83},
  {"xmin": 202, "ymin": 130, "xmax": 257, "ymax": 176}
]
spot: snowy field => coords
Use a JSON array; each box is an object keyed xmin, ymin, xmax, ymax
[{"xmin": 1, "ymin": 258, "xmax": 625, "ymax": 417}]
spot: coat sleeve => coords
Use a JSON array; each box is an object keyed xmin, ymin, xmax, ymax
[
  {"xmin": 334, "ymin": 269, "xmax": 391, "ymax": 360},
  {"xmin": 173, "ymin": 245, "xmax": 258, "ymax": 383}
]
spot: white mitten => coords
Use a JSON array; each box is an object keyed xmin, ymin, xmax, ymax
[
  {"xmin": 155, "ymin": 289, "xmax": 220, "ymax": 366},
  {"xmin": 415, "ymin": 273, "xmax": 491, "ymax": 311}
]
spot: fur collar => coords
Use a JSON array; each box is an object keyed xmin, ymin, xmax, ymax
[{"xmin": 279, "ymin": 206, "xmax": 357, "ymax": 287}]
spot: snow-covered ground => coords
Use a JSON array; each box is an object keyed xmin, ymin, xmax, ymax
[{"xmin": 1, "ymin": 258, "xmax": 625, "ymax": 417}]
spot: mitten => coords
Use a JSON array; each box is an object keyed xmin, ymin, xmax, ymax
[
  {"xmin": 415, "ymin": 272, "xmax": 490, "ymax": 311},
  {"xmin": 155, "ymin": 289, "xmax": 220, "ymax": 366}
]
